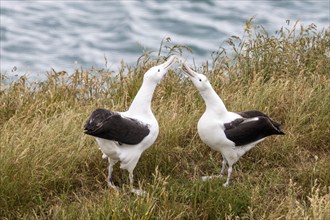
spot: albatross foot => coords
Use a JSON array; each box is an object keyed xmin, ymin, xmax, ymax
[
  {"xmin": 108, "ymin": 182, "xmax": 119, "ymax": 190},
  {"xmin": 201, "ymin": 175, "xmax": 221, "ymax": 181},
  {"xmin": 131, "ymin": 188, "xmax": 147, "ymax": 197},
  {"xmin": 107, "ymin": 177, "xmax": 119, "ymax": 190}
]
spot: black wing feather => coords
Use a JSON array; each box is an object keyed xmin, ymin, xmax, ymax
[
  {"xmin": 224, "ymin": 110, "xmax": 285, "ymax": 146},
  {"xmin": 84, "ymin": 108, "xmax": 150, "ymax": 145},
  {"xmin": 237, "ymin": 110, "xmax": 284, "ymax": 131}
]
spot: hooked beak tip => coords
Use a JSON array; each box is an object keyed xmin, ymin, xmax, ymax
[
  {"xmin": 163, "ymin": 55, "xmax": 178, "ymax": 69},
  {"xmin": 181, "ymin": 62, "xmax": 196, "ymax": 78}
]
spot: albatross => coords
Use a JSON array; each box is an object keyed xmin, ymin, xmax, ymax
[
  {"xmin": 182, "ymin": 63, "xmax": 284, "ymax": 186},
  {"xmin": 84, "ymin": 55, "xmax": 178, "ymax": 193}
]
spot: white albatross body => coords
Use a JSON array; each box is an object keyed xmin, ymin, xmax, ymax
[
  {"xmin": 84, "ymin": 55, "xmax": 178, "ymax": 193},
  {"xmin": 94, "ymin": 100, "xmax": 159, "ymax": 186},
  {"xmin": 182, "ymin": 63, "xmax": 284, "ymax": 186}
]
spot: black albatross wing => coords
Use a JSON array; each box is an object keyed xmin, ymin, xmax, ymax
[
  {"xmin": 237, "ymin": 110, "xmax": 284, "ymax": 132},
  {"xmin": 84, "ymin": 108, "xmax": 150, "ymax": 145},
  {"xmin": 224, "ymin": 115, "xmax": 285, "ymax": 146}
]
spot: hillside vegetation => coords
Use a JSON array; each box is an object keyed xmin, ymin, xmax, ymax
[{"xmin": 1, "ymin": 21, "xmax": 329, "ymax": 219}]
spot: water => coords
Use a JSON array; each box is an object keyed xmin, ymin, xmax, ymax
[{"xmin": 1, "ymin": 0, "xmax": 329, "ymax": 79}]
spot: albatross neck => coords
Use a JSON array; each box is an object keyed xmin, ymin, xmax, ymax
[
  {"xmin": 128, "ymin": 79, "xmax": 157, "ymax": 116},
  {"xmin": 200, "ymin": 86, "xmax": 228, "ymax": 115}
]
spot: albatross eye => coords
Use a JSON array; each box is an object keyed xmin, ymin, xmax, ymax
[
  {"xmin": 158, "ymin": 69, "xmax": 160, "ymax": 72},
  {"xmin": 199, "ymin": 78, "xmax": 202, "ymax": 82}
]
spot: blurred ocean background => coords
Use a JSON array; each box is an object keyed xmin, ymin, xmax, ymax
[{"xmin": 1, "ymin": 0, "xmax": 329, "ymax": 79}]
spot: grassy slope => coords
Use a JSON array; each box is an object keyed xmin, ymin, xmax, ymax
[{"xmin": 1, "ymin": 22, "xmax": 329, "ymax": 219}]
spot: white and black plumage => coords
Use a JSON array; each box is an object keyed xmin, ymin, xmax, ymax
[
  {"xmin": 84, "ymin": 109, "xmax": 150, "ymax": 145},
  {"xmin": 84, "ymin": 55, "xmax": 178, "ymax": 193},
  {"xmin": 182, "ymin": 63, "xmax": 284, "ymax": 186}
]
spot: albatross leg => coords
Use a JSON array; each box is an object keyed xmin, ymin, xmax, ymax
[
  {"xmin": 107, "ymin": 158, "xmax": 118, "ymax": 189},
  {"xmin": 202, "ymin": 158, "xmax": 227, "ymax": 181},
  {"xmin": 220, "ymin": 159, "xmax": 227, "ymax": 176},
  {"xmin": 129, "ymin": 171, "xmax": 147, "ymax": 196},
  {"xmin": 223, "ymin": 166, "xmax": 233, "ymax": 187},
  {"xmin": 128, "ymin": 171, "xmax": 134, "ymax": 187}
]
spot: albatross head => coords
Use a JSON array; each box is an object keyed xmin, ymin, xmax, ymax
[
  {"xmin": 181, "ymin": 63, "xmax": 212, "ymax": 92},
  {"xmin": 144, "ymin": 55, "xmax": 178, "ymax": 83}
]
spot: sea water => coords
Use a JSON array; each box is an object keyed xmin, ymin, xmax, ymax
[{"xmin": 1, "ymin": 0, "xmax": 329, "ymax": 79}]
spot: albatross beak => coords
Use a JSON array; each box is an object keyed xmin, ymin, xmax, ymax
[
  {"xmin": 181, "ymin": 62, "xmax": 198, "ymax": 78},
  {"xmin": 162, "ymin": 55, "xmax": 179, "ymax": 69}
]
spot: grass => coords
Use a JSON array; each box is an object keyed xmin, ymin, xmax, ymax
[{"xmin": 1, "ymin": 21, "xmax": 329, "ymax": 219}]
